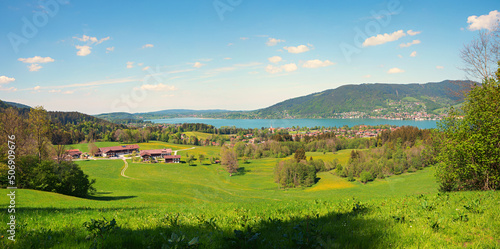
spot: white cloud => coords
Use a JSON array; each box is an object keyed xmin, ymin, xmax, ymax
[
  {"xmin": 399, "ymin": 39, "xmax": 421, "ymax": 48},
  {"xmin": 137, "ymin": 63, "xmax": 144, "ymax": 66},
  {"xmin": 302, "ymin": 59, "xmax": 335, "ymax": 68},
  {"xmin": 0, "ymin": 76, "xmax": 15, "ymax": 84},
  {"xmin": 283, "ymin": 45, "xmax": 310, "ymax": 54},
  {"xmin": 49, "ymin": 89, "xmax": 61, "ymax": 93},
  {"xmin": 265, "ymin": 63, "xmax": 298, "ymax": 74},
  {"xmin": 63, "ymin": 90, "xmax": 74, "ymax": 94},
  {"xmin": 227, "ymin": 43, "xmax": 233, "ymax": 46},
  {"xmin": 137, "ymin": 83, "xmax": 177, "ymax": 91},
  {"xmin": 398, "ymin": 54, "xmax": 403, "ymax": 58},
  {"xmin": 106, "ymin": 47, "xmax": 115, "ymax": 53},
  {"xmin": 224, "ymin": 57, "xmax": 232, "ymax": 60},
  {"xmin": 266, "ymin": 38, "xmax": 285, "ymax": 46},
  {"xmin": 410, "ymin": 51, "xmax": 417, "ymax": 57},
  {"xmin": 282, "ymin": 63, "xmax": 298, "ymax": 72},
  {"xmin": 142, "ymin": 44, "xmax": 154, "ymax": 48},
  {"xmin": 265, "ymin": 65, "xmax": 282, "ymax": 74},
  {"xmin": 363, "ymin": 30, "xmax": 406, "ymax": 47},
  {"xmin": 234, "ymin": 62, "xmax": 262, "ymax": 67},
  {"xmin": 73, "ymin": 35, "xmax": 110, "ymax": 45},
  {"xmin": 126, "ymin": 62, "xmax": 134, "ymax": 69},
  {"xmin": 387, "ymin": 67, "xmax": 405, "ymax": 74},
  {"xmin": 240, "ymin": 37, "xmax": 249, "ymax": 40},
  {"xmin": 436, "ymin": 65, "xmax": 444, "ymax": 69},
  {"xmin": 407, "ymin": 30, "xmax": 421, "ymax": 36},
  {"xmin": 248, "ymin": 71, "xmax": 259, "ymax": 75},
  {"xmin": 76, "ymin": 45, "xmax": 91, "ymax": 56},
  {"xmin": 268, "ymin": 56, "xmax": 282, "ymax": 64},
  {"xmin": 193, "ymin": 62, "xmax": 205, "ymax": 68},
  {"xmin": 142, "ymin": 66, "xmax": 151, "ymax": 71},
  {"xmin": 28, "ymin": 64, "xmax": 42, "ymax": 72},
  {"xmin": 34, "ymin": 86, "xmax": 41, "ymax": 91},
  {"xmin": 18, "ymin": 56, "xmax": 54, "ymax": 64},
  {"xmin": 363, "ymin": 75, "xmax": 371, "ymax": 78},
  {"xmin": 467, "ymin": 10, "xmax": 500, "ymax": 31}
]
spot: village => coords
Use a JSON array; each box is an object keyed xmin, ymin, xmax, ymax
[{"xmin": 64, "ymin": 145, "xmax": 182, "ymax": 163}]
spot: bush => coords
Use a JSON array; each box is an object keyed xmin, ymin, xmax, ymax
[{"xmin": 360, "ymin": 171, "xmax": 374, "ymax": 183}]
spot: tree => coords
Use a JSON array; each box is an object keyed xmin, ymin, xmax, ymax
[
  {"xmin": 28, "ymin": 106, "xmax": 51, "ymax": 162},
  {"xmin": 294, "ymin": 148, "xmax": 306, "ymax": 162},
  {"xmin": 198, "ymin": 154, "xmax": 205, "ymax": 164},
  {"xmin": 436, "ymin": 63, "xmax": 500, "ymax": 191},
  {"xmin": 460, "ymin": 28, "xmax": 499, "ymax": 81},
  {"xmin": 88, "ymin": 143, "xmax": 99, "ymax": 156},
  {"xmin": 221, "ymin": 146, "xmax": 238, "ymax": 175}
]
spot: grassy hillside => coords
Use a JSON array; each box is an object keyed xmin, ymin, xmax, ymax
[{"xmin": 1, "ymin": 143, "xmax": 498, "ymax": 248}]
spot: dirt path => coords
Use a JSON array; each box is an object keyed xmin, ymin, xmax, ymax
[
  {"xmin": 120, "ymin": 158, "xmax": 135, "ymax": 179},
  {"xmin": 173, "ymin": 147, "xmax": 196, "ymax": 155}
]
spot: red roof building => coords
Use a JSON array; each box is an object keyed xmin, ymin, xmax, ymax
[
  {"xmin": 140, "ymin": 148, "xmax": 172, "ymax": 161},
  {"xmin": 95, "ymin": 144, "xmax": 139, "ymax": 157},
  {"xmin": 66, "ymin": 149, "xmax": 82, "ymax": 159},
  {"xmin": 164, "ymin": 155, "xmax": 181, "ymax": 163}
]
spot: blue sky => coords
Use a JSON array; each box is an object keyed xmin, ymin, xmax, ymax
[{"xmin": 0, "ymin": 0, "xmax": 499, "ymax": 114}]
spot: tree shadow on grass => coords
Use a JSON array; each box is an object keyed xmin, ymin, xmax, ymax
[
  {"xmin": 10, "ymin": 202, "xmax": 398, "ymax": 249},
  {"xmin": 236, "ymin": 167, "xmax": 251, "ymax": 176},
  {"xmin": 85, "ymin": 195, "xmax": 137, "ymax": 201}
]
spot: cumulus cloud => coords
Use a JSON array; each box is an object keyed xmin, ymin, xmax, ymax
[
  {"xmin": 266, "ymin": 38, "xmax": 285, "ymax": 46},
  {"xmin": 106, "ymin": 47, "xmax": 115, "ymax": 53},
  {"xmin": 302, "ymin": 59, "xmax": 335, "ymax": 68},
  {"xmin": 283, "ymin": 45, "xmax": 310, "ymax": 54},
  {"xmin": 142, "ymin": 44, "xmax": 154, "ymax": 48},
  {"xmin": 34, "ymin": 86, "xmax": 41, "ymax": 91},
  {"xmin": 399, "ymin": 39, "xmax": 421, "ymax": 48},
  {"xmin": 193, "ymin": 62, "xmax": 205, "ymax": 68},
  {"xmin": 265, "ymin": 65, "xmax": 282, "ymax": 74},
  {"xmin": 126, "ymin": 61, "xmax": 134, "ymax": 69},
  {"xmin": 407, "ymin": 30, "xmax": 421, "ymax": 36},
  {"xmin": 142, "ymin": 66, "xmax": 151, "ymax": 71},
  {"xmin": 266, "ymin": 63, "xmax": 297, "ymax": 74},
  {"xmin": 28, "ymin": 64, "xmax": 43, "ymax": 72},
  {"xmin": 387, "ymin": 67, "xmax": 405, "ymax": 74},
  {"xmin": 76, "ymin": 45, "xmax": 91, "ymax": 56},
  {"xmin": 410, "ymin": 51, "xmax": 417, "ymax": 57},
  {"xmin": 18, "ymin": 56, "xmax": 54, "ymax": 64},
  {"xmin": 268, "ymin": 56, "xmax": 282, "ymax": 64},
  {"xmin": 73, "ymin": 35, "xmax": 110, "ymax": 45},
  {"xmin": 0, "ymin": 76, "xmax": 15, "ymax": 84},
  {"xmin": 137, "ymin": 83, "xmax": 177, "ymax": 91},
  {"xmin": 467, "ymin": 10, "xmax": 500, "ymax": 31},
  {"xmin": 282, "ymin": 63, "xmax": 298, "ymax": 72},
  {"xmin": 436, "ymin": 65, "xmax": 444, "ymax": 69},
  {"xmin": 363, "ymin": 30, "xmax": 406, "ymax": 47}
]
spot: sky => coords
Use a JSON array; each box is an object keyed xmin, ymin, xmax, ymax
[{"xmin": 0, "ymin": 0, "xmax": 499, "ymax": 115}]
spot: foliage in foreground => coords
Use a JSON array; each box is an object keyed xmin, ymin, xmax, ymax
[
  {"xmin": 1, "ymin": 191, "xmax": 499, "ymax": 248},
  {"xmin": 437, "ymin": 65, "xmax": 500, "ymax": 191}
]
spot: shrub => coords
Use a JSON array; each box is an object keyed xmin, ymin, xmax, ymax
[{"xmin": 360, "ymin": 171, "xmax": 374, "ymax": 183}]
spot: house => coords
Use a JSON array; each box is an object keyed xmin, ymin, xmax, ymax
[
  {"xmin": 95, "ymin": 144, "xmax": 139, "ymax": 157},
  {"xmin": 164, "ymin": 155, "xmax": 181, "ymax": 163},
  {"xmin": 140, "ymin": 148, "xmax": 172, "ymax": 161},
  {"xmin": 66, "ymin": 149, "xmax": 82, "ymax": 159}
]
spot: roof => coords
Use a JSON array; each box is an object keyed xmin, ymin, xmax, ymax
[
  {"xmin": 66, "ymin": 149, "xmax": 82, "ymax": 155},
  {"xmin": 164, "ymin": 155, "xmax": 181, "ymax": 159},
  {"xmin": 140, "ymin": 149, "xmax": 172, "ymax": 157},
  {"xmin": 99, "ymin": 144, "xmax": 139, "ymax": 153}
]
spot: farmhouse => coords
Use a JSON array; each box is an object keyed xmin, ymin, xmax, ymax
[
  {"xmin": 66, "ymin": 149, "xmax": 82, "ymax": 159},
  {"xmin": 140, "ymin": 148, "xmax": 172, "ymax": 161},
  {"xmin": 164, "ymin": 155, "xmax": 181, "ymax": 163},
  {"xmin": 95, "ymin": 144, "xmax": 139, "ymax": 157}
]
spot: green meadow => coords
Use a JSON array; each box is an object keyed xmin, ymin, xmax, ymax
[{"xmin": 1, "ymin": 141, "xmax": 499, "ymax": 248}]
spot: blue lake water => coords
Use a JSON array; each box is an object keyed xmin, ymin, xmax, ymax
[{"xmin": 147, "ymin": 118, "xmax": 439, "ymax": 129}]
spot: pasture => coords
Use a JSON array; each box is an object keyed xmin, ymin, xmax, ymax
[{"xmin": 1, "ymin": 141, "xmax": 499, "ymax": 248}]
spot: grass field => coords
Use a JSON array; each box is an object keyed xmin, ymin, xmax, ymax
[{"xmin": 1, "ymin": 142, "xmax": 499, "ymax": 248}]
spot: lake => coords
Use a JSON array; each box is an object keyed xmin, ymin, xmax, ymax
[{"xmin": 147, "ymin": 118, "xmax": 439, "ymax": 129}]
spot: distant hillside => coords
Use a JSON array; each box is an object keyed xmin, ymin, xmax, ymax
[
  {"xmin": 252, "ymin": 80, "xmax": 471, "ymax": 118},
  {"xmin": 4, "ymin": 101, "xmax": 31, "ymax": 109}
]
